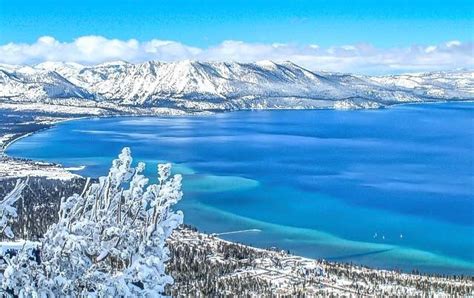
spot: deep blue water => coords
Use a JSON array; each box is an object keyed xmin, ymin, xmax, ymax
[{"xmin": 7, "ymin": 102, "xmax": 474, "ymax": 274}]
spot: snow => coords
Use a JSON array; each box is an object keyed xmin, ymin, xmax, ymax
[
  {"xmin": 0, "ymin": 180, "xmax": 27, "ymax": 238},
  {"xmin": 168, "ymin": 228, "xmax": 473, "ymax": 296},
  {"xmin": 0, "ymin": 158, "xmax": 80, "ymax": 180},
  {"xmin": 1, "ymin": 148, "xmax": 183, "ymax": 296},
  {"xmin": 0, "ymin": 101, "xmax": 190, "ymax": 116},
  {"xmin": 0, "ymin": 134, "xmax": 15, "ymax": 149},
  {"xmin": 0, "ymin": 241, "xmax": 38, "ymax": 254},
  {"xmin": 0, "ymin": 61, "xmax": 472, "ymax": 113}
]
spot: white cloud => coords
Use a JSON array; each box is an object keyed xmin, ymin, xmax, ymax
[
  {"xmin": 0, "ymin": 36, "xmax": 472, "ymax": 74},
  {"xmin": 445, "ymin": 40, "xmax": 462, "ymax": 48}
]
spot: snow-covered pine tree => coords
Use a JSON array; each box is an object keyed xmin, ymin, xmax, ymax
[{"xmin": 2, "ymin": 148, "xmax": 184, "ymax": 296}]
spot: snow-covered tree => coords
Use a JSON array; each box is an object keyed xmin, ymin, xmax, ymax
[
  {"xmin": 0, "ymin": 179, "xmax": 27, "ymax": 239},
  {"xmin": 2, "ymin": 148, "xmax": 184, "ymax": 296}
]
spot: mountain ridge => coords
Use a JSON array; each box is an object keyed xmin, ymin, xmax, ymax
[{"xmin": 1, "ymin": 60, "xmax": 472, "ymax": 113}]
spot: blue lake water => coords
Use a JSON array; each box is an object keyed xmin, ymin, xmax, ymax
[{"xmin": 6, "ymin": 102, "xmax": 474, "ymax": 274}]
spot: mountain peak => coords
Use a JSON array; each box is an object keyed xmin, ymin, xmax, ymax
[{"xmin": 255, "ymin": 60, "xmax": 278, "ymax": 68}]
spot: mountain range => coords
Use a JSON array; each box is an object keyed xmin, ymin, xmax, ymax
[{"xmin": 0, "ymin": 60, "xmax": 472, "ymax": 114}]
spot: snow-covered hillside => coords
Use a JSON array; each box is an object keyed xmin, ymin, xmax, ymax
[
  {"xmin": 0, "ymin": 64, "xmax": 93, "ymax": 101},
  {"xmin": 1, "ymin": 61, "xmax": 472, "ymax": 113}
]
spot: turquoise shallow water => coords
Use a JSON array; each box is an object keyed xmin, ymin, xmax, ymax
[{"xmin": 6, "ymin": 102, "xmax": 474, "ymax": 274}]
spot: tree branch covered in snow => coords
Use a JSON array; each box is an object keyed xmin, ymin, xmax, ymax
[
  {"xmin": 0, "ymin": 179, "xmax": 27, "ymax": 239},
  {"xmin": 1, "ymin": 148, "xmax": 183, "ymax": 296}
]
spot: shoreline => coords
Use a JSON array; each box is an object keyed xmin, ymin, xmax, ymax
[
  {"xmin": 5, "ymin": 97, "xmax": 473, "ymax": 155},
  {"xmin": 0, "ymin": 112, "xmax": 84, "ymax": 180},
  {"xmin": 1, "ymin": 115, "xmax": 92, "ymax": 154},
  {"xmin": 168, "ymin": 227, "xmax": 473, "ymax": 295}
]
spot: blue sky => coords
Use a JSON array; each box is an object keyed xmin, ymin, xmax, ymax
[
  {"xmin": 1, "ymin": 0, "xmax": 472, "ymax": 47},
  {"xmin": 0, "ymin": 0, "xmax": 472, "ymax": 73}
]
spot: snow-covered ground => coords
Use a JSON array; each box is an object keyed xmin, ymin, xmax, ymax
[
  {"xmin": 0, "ymin": 134, "xmax": 15, "ymax": 150},
  {"xmin": 0, "ymin": 101, "xmax": 192, "ymax": 116},
  {"xmin": 167, "ymin": 228, "xmax": 473, "ymax": 296},
  {"xmin": 0, "ymin": 157, "xmax": 79, "ymax": 180}
]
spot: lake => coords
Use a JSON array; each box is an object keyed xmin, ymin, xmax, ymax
[{"xmin": 7, "ymin": 102, "xmax": 474, "ymax": 274}]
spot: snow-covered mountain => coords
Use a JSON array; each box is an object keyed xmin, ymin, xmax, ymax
[
  {"xmin": 1, "ymin": 60, "xmax": 472, "ymax": 113},
  {"xmin": 0, "ymin": 64, "xmax": 93, "ymax": 101}
]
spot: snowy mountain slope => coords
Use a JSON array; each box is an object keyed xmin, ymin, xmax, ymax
[
  {"xmin": 0, "ymin": 65, "xmax": 94, "ymax": 101},
  {"xmin": 366, "ymin": 71, "xmax": 474, "ymax": 100},
  {"xmin": 0, "ymin": 60, "xmax": 472, "ymax": 113},
  {"xmin": 51, "ymin": 60, "xmax": 349, "ymax": 103}
]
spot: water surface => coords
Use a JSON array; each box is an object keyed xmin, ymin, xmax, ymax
[{"xmin": 7, "ymin": 102, "xmax": 474, "ymax": 274}]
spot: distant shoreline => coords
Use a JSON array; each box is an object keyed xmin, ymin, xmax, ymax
[
  {"xmin": 0, "ymin": 112, "xmax": 83, "ymax": 180},
  {"xmin": 3, "ymin": 99, "xmax": 473, "ymax": 157}
]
